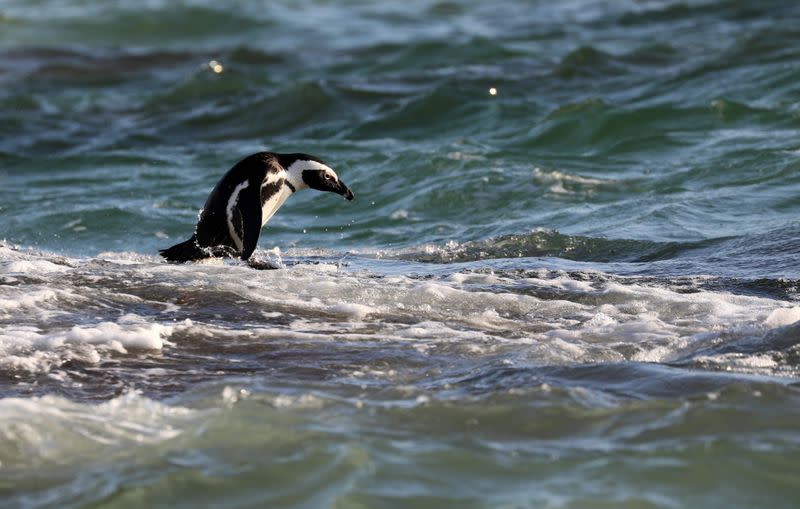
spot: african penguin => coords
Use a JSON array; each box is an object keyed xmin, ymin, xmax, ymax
[{"xmin": 159, "ymin": 152, "xmax": 354, "ymax": 264}]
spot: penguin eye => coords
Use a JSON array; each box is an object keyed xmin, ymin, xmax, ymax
[{"xmin": 324, "ymin": 173, "xmax": 335, "ymax": 182}]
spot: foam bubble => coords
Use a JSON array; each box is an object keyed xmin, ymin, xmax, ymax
[
  {"xmin": 4, "ymin": 259, "xmax": 72, "ymax": 274},
  {"xmin": 764, "ymin": 307, "xmax": 800, "ymax": 328},
  {"xmin": 330, "ymin": 302, "xmax": 374, "ymax": 320},
  {"xmin": 64, "ymin": 321, "xmax": 171, "ymax": 351},
  {"xmin": 694, "ymin": 353, "xmax": 780, "ymax": 373},
  {"xmin": 0, "ymin": 288, "xmax": 61, "ymax": 315}
]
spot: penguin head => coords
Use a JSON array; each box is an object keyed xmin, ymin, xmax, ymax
[{"xmin": 280, "ymin": 153, "xmax": 355, "ymax": 201}]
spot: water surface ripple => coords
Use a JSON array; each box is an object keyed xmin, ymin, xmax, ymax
[{"xmin": 1, "ymin": 1, "xmax": 800, "ymax": 508}]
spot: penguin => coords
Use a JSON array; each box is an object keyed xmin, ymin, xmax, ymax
[{"xmin": 160, "ymin": 152, "xmax": 354, "ymax": 265}]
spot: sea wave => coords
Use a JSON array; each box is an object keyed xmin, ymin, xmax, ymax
[
  {"xmin": 1, "ymin": 371, "xmax": 799, "ymax": 508},
  {"xmin": 1, "ymin": 242, "xmax": 798, "ymax": 402},
  {"xmin": 380, "ymin": 229, "xmax": 716, "ymax": 263}
]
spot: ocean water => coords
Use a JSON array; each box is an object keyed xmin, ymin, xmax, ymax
[{"xmin": 2, "ymin": 0, "xmax": 800, "ymax": 507}]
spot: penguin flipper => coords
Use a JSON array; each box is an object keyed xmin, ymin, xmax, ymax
[{"xmin": 237, "ymin": 188, "xmax": 263, "ymax": 261}]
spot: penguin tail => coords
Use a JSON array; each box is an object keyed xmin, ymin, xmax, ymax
[{"xmin": 159, "ymin": 236, "xmax": 207, "ymax": 263}]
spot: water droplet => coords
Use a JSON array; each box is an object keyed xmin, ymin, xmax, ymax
[{"xmin": 208, "ymin": 60, "xmax": 224, "ymax": 74}]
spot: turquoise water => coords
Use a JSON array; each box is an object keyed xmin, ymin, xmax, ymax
[{"xmin": 1, "ymin": 1, "xmax": 800, "ymax": 507}]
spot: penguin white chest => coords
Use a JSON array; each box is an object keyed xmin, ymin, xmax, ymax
[{"xmin": 260, "ymin": 171, "xmax": 292, "ymax": 227}]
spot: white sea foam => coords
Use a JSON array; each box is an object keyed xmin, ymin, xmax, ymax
[
  {"xmin": 0, "ymin": 288, "xmax": 63, "ymax": 315},
  {"xmin": 95, "ymin": 251, "xmax": 160, "ymax": 263},
  {"xmin": 0, "ymin": 390, "xmax": 196, "ymax": 467},
  {"xmin": 0, "ymin": 319, "xmax": 173, "ymax": 373},
  {"xmin": 197, "ymin": 259, "xmax": 790, "ymax": 359},
  {"xmin": 693, "ymin": 353, "xmax": 781, "ymax": 374},
  {"xmin": 4, "ymin": 259, "xmax": 72, "ymax": 274},
  {"xmin": 532, "ymin": 167, "xmax": 612, "ymax": 195},
  {"xmin": 63, "ymin": 320, "xmax": 172, "ymax": 351},
  {"xmin": 0, "ymin": 244, "xmax": 797, "ymax": 377},
  {"xmin": 329, "ymin": 302, "xmax": 374, "ymax": 320},
  {"xmin": 764, "ymin": 307, "xmax": 800, "ymax": 328}
]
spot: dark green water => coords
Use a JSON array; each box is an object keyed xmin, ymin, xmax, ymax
[{"xmin": 1, "ymin": 1, "xmax": 800, "ymax": 508}]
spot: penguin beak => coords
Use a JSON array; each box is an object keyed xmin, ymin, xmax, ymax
[{"xmin": 337, "ymin": 181, "xmax": 355, "ymax": 201}]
